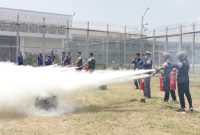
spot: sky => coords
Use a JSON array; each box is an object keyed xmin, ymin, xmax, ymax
[{"xmin": 0, "ymin": 0, "xmax": 200, "ymax": 29}]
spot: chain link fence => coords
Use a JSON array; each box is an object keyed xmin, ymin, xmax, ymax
[{"xmin": 1, "ymin": 8, "xmax": 200, "ymax": 71}]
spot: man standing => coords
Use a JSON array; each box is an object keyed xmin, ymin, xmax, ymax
[
  {"xmin": 141, "ymin": 51, "xmax": 153, "ymax": 98},
  {"xmin": 72, "ymin": 52, "xmax": 83, "ymax": 71},
  {"xmin": 175, "ymin": 51, "xmax": 193, "ymax": 113},
  {"xmin": 65, "ymin": 51, "xmax": 72, "ymax": 66},
  {"xmin": 37, "ymin": 52, "xmax": 43, "ymax": 66},
  {"xmin": 17, "ymin": 52, "xmax": 24, "ymax": 66},
  {"xmin": 132, "ymin": 53, "xmax": 143, "ymax": 89},
  {"xmin": 83, "ymin": 53, "xmax": 96, "ymax": 73},
  {"xmin": 161, "ymin": 52, "xmax": 177, "ymax": 103},
  {"xmin": 45, "ymin": 55, "xmax": 53, "ymax": 66},
  {"xmin": 50, "ymin": 50, "xmax": 56, "ymax": 64},
  {"xmin": 61, "ymin": 52, "xmax": 66, "ymax": 66}
]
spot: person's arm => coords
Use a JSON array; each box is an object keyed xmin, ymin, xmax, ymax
[
  {"xmin": 36, "ymin": 56, "xmax": 39, "ymax": 65},
  {"xmin": 17, "ymin": 56, "xmax": 19, "ymax": 63},
  {"xmin": 69, "ymin": 56, "xmax": 72, "ymax": 65},
  {"xmin": 137, "ymin": 59, "xmax": 144, "ymax": 69},
  {"xmin": 83, "ymin": 62, "xmax": 89, "ymax": 68},
  {"xmin": 71, "ymin": 57, "xmax": 80, "ymax": 66},
  {"xmin": 83, "ymin": 58, "xmax": 91, "ymax": 68},
  {"xmin": 138, "ymin": 59, "xmax": 150, "ymax": 69},
  {"xmin": 71, "ymin": 61, "xmax": 77, "ymax": 66},
  {"xmin": 132, "ymin": 58, "xmax": 136, "ymax": 64},
  {"xmin": 183, "ymin": 60, "xmax": 190, "ymax": 72}
]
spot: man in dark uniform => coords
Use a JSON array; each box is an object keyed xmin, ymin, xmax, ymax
[
  {"xmin": 37, "ymin": 52, "xmax": 43, "ymax": 66},
  {"xmin": 83, "ymin": 53, "xmax": 96, "ymax": 73},
  {"xmin": 175, "ymin": 51, "xmax": 193, "ymax": 113},
  {"xmin": 45, "ymin": 55, "xmax": 53, "ymax": 66},
  {"xmin": 61, "ymin": 52, "xmax": 66, "ymax": 66},
  {"xmin": 17, "ymin": 52, "xmax": 24, "ymax": 66},
  {"xmin": 141, "ymin": 51, "xmax": 153, "ymax": 98},
  {"xmin": 132, "ymin": 53, "xmax": 143, "ymax": 89},
  {"xmin": 65, "ymin": 51, "xmax": 72, "ymax": 66},
  {"xmin": 72, "ymin": 52, "xmax": 83, "ymax": 71}
]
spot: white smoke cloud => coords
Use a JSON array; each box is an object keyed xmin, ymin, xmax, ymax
[{"xmin": 0, "ymin": 62, "xmax": 153, "ymax": 116}]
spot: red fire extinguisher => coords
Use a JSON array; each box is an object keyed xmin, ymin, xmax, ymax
[
  {"xmin": 170, "ymin": 71, "xmax": 176, "ymax": 90},
  {"xmin": 160, "ymin": 75, "xmax": 164, "ymax": 92},
  {"xmin": 140, "ymin": 79, "xmax": 144, "ymax": 91}
]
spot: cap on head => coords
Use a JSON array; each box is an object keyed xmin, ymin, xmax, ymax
[{"xmin": 144, "ymin": 51, "xmax": 152, "ymax": 55}]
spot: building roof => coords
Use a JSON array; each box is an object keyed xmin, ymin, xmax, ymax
[{"xmin": 0, "ymin": 7, "xmax": 73, "ymax": 26}]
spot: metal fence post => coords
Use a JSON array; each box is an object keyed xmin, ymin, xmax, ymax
[
  {"xmin": 192, "ymin": 23, "xmax": 195, "ymax": 72},
  {"xmin": 87, "ymin": 21, "xmax": 90, "ymax": 54},
  {"xmin": 106, "ymin": 24, "xmax": 109, "ymax": 68},
  {"xmin": 153, "ymin": 29, "xmax": 155, "ymax": 67},
  {"xmin": 124, "ymin": 26, "xmax": 127, "ymax": 67},
  {"xmin": 16, "ymin": 13, "xmax": 20, "ymax": 62},
  {"xmin": 165, "ymin": 27, "xmax": 168, "ymax": 51},
  {"xmin": 102, "ymin": 39, "xmax": 105, "ymax": 67},
  {"xmin": 180, "ymin": 25, "xmax": 183, "ymax": 51},
  {"xmin": 42, "ymin": 17, "xmax": 46, "ymax": 65},
  {"xmin": 66, "ymin": 20, "xmax": 69, "ymax": 51}
]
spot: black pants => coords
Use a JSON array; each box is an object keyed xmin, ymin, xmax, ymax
[
  {"xmin": 164, "ymin": 90, "xmax": 177, "ymax": 102},
  {"xmin": 178, "ymin": 82, "xmax": 193, "ymax": 109},
  {"xmin": 134, "ymin": 80, "xmax": 139, "ymax": 89},
  {"xmin": 18, "ymin": 63, "xmax": 23, "ymax": 66},
  {"xmin": 144, "ymin": 77, "xmax": 151, "ymax": 98},
  {"xmin": 164, "ymin": 80, "xmax": 177, "ymax": 102}
]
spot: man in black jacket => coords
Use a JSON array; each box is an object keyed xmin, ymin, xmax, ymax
[
  {"xmin": 141, "ymin": 51, "xmax": 153, "ymax": 98},
  {"xmin": 83, "ymin": 53, "xmax": 96, "ymax": 73},
  {"xmin": 175, "ymin": 51, "xmax": 193, "ymax": 113},
  {"xmin": 132, "ymin": 53, "xmax": 143, "ymax": 89}
]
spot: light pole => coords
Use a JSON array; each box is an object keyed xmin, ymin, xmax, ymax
[{"xmin": 140, "ymin": 7, "xmax": 150, "ymax": 55}]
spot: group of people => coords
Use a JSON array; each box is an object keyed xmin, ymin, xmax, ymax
[
  {"xmin": 17, "ymin": 49, "xmax": 193, "ymax": 112},
  {"xmin": 132, "ymin": 51, "xmax": 193, "ymax": 113},
  {"xmin": 17, "ymin": 51, "xmax": 96, "ymax": 72},
  {"xmin": 132, "ymin": 51, "xmax": 153, "ymax": 98}
]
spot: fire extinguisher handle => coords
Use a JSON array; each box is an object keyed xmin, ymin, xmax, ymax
[{"xmin": 151, "ymin": 68, "xmax": 162, "ymax": 77}]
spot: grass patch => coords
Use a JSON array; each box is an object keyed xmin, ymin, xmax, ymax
[{"xmin": 0, "ymin": 75, "xmax": 200, "ymax": 135}]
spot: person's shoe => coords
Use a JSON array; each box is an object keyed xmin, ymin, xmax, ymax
[
  {"xmin": 140, "ymin": 98, "xmax": 146, "ymax": 103},
  {"xmin": 173, "ymin": 100, "xmax": 179, "ymax": 104},
  {"xmin": 163, "ymin": 100, "xmax": 168, "ymax": 103},
  {"xmin": 189, "ymin": 107, "xmax": 194, "ymax": 112},
  {"xmin": 176, "ymin": 108, "xmax": 185, "ymax": 113},
  {"xmin": 163, "ymin": 101, "xmax": 169, "ymax": 106}
]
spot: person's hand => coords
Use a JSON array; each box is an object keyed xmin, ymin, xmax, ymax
[
  {"xmin": 146, "ymin": 60, "xmax": 151, "ymax": 64},
  {"xmin": 172, "ymin": 68, "xmax": 177, "ymax": 72},
  {"xmin": 177, "ymin": 61, "xmax": 183, "ymax": 68}
]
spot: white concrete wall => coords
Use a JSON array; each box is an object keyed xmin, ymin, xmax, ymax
[
  {"xmin": 22, "ymin": 37, "xmax": 64, "ymax": 54},
  {"xmin": 23, "ymin": 37, "xmax": 63, "ymax": 48}
]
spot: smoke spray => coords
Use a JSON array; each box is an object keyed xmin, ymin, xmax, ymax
[{"xmin": 0, "ymin": 62, "xmax": 154, "ymax": 116}]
